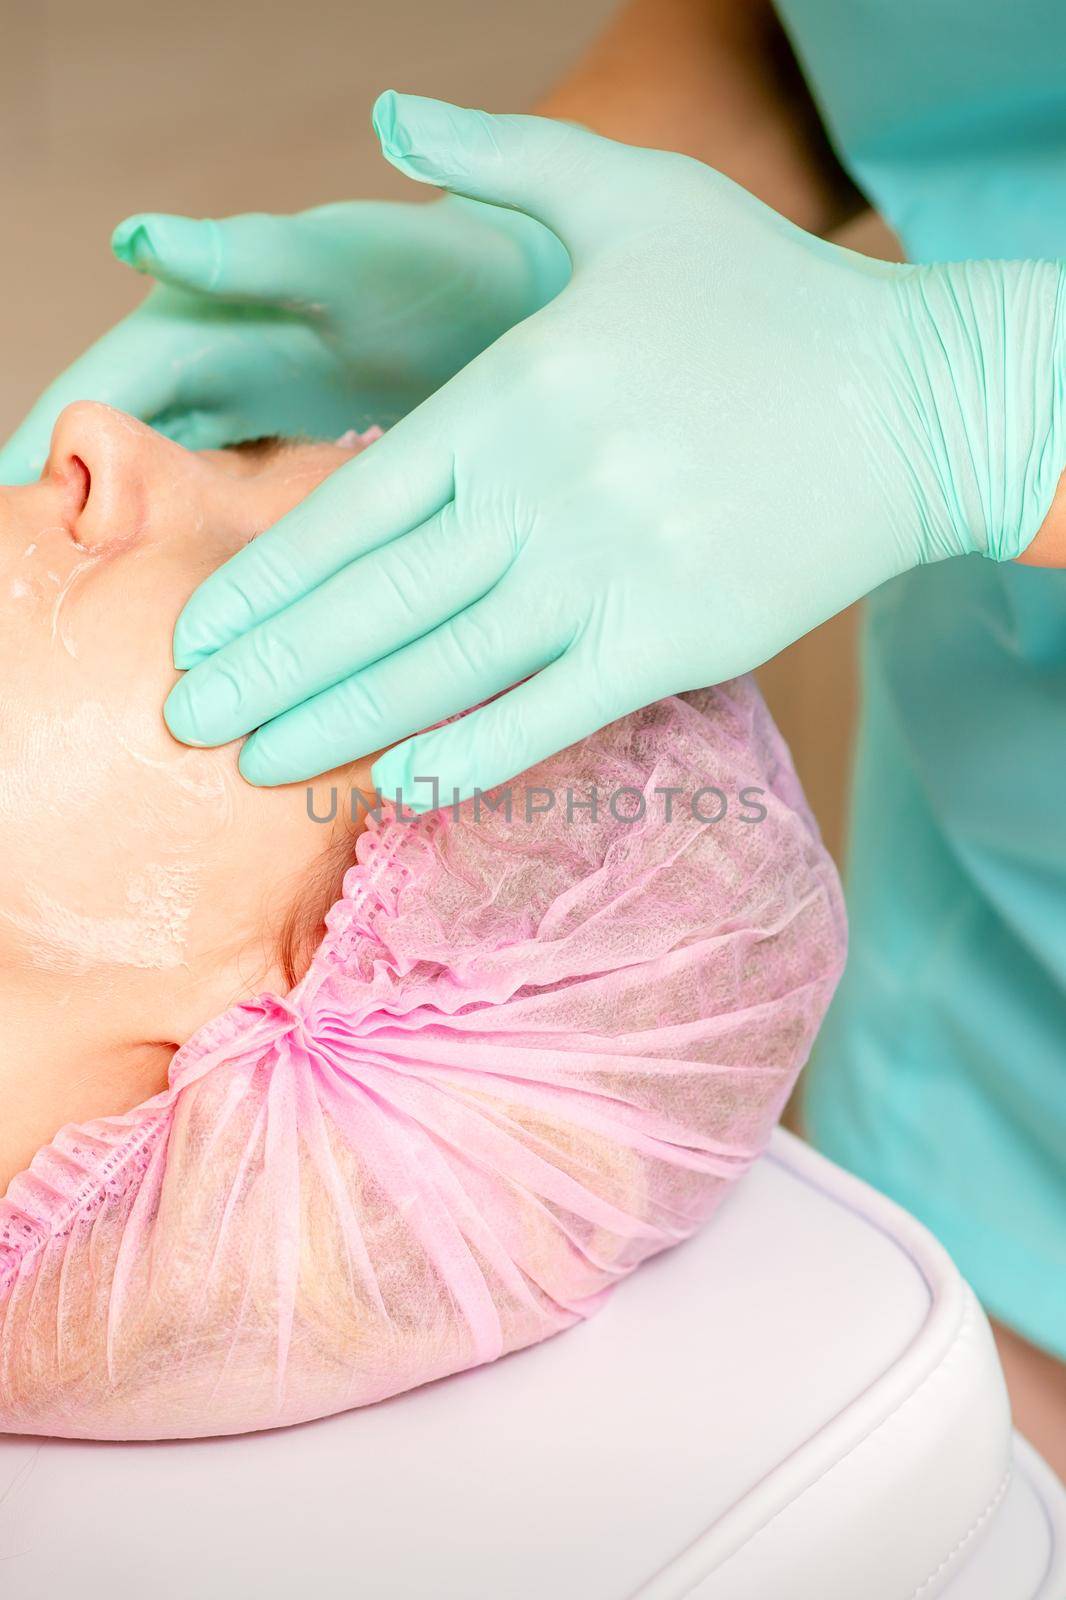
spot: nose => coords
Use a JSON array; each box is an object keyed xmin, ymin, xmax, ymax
[{"xmin": 44, "ymin": 401, "xmax": 165, "ymax": 551}]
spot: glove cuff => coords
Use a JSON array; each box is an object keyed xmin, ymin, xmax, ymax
[{"xmin": 902, "ymin": 258, "xmax": 1066, "ymax": 563}]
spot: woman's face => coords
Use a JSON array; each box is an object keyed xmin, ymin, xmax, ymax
[{"xmin": 0, "ymin": 403, "xmax": 372, "ymax": 1185}]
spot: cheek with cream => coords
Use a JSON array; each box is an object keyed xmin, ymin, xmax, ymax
[
  {"xmin": 0, "ymin": 667, "xmax": 247, "ymax": 975},
  {"xmin": 0, "ymin": 421, "xmax": 378, "ymax": 1199}
]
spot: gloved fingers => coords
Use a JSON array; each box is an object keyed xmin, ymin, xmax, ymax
[
  {"xmin": 164, "ymin": 499, "xmax": 515, "ymax": 748},
  {"xmin": 112, "ymin": 211, "xmax": 339, "ymax": 307},
  {"xmin": 371, "ymin": 640, "xmax": 619, "ymax": 808},
  {"xmin": 372, "ymin": 91, "xmax": 636, "ymax": 261},
  {"xmin": 237, "ymin": 585, "xmax": 563, "ymax": 786},
  {"xmin": 145, "ymin": 314, "xmax": 363, "ymax": 448},
  {"xmin": 172, "ymin": 413, "xmax": 454, "ymax": 668},
  {"xmin": 153, "ymin": 404, "xmax": 279, "ymax": 454},
  {"xmin": 0, "ymin": 311, "xmax": 202, "ymax": 485},
  {"xmin": 0, "ymin": 289, "xmax": 354, "ymax": 485}
]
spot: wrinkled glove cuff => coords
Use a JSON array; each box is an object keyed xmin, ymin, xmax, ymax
[{"xmin": 901, "ymin": 258, "xmax": 1066, "ymax": 563}]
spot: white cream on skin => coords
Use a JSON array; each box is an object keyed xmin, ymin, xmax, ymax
[
  {"xmin": 49, "ymin": 553, "xmax": 100, "ymax": 658},
  {"xmin": 0, "ymin": 697, "xmax": 237, "ymax": 833},
  {"xmin": 0, "ymin": 698, "xmax": 121, "ymax": 821},
  {"xmin": 2, "ymin": 862, "xmax": 200, "ymax": 975},
  {"xmin": 0, "ymin": 694, "xmax": 238, "ymax": 973}
]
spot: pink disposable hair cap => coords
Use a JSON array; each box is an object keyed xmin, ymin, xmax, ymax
[{"xmin": 0, "ymin": 681, "xmax": 845, "ymax": 1439}]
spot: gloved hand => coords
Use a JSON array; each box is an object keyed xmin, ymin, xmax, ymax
[
  {"xmin": 0, "ymin": 195, "xmax": 570, "ymax": 483},
  {"xmin": 164, "ymin": 92, "xmax": 1066, "ymax": 807}
]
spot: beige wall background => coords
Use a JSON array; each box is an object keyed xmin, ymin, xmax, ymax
[{"xmin": 0, "ymin": 0, "xmax": 861, "ymax": 861}]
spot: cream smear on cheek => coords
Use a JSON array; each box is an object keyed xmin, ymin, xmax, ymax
[
  {"xmin": 49, "ymin": 555, "xmax": 99, "ymax": 658},
  {"xmin": 7, "ymin": 544, "xmax": 38, "ymax": 602},
  {"xmin": 0, "ymin": 698, "xmax": 126, "ymax": 819},
  {"xmin": 0, "ymin": 697, "xmax": 238, "ymax": 830},
  {"xmin": 3, "ymin": 538, "xmax": 99, "ymax": 660},
  {"xmin": 2, "ymin": 863, "xmax": 199, "ymax": 975},
  {"xmin": 0, "ymin": 697, "xmax": 241, "ymax": 973}
]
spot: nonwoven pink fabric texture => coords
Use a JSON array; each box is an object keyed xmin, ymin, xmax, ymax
[{"xmin": 0, "ymin": 682, "xmax": 846, "ymax": 1440}]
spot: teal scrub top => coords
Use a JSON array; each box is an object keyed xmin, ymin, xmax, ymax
[{"xmin": 772, "ymin": 0, "xmax": 1066, "ymax": 1355}]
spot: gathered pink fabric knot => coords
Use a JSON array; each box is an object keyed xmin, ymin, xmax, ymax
[
  {"xmin": 0, "ymin": 683, "xmax": 845, "ymax": 1439},
  {"xmin": 254, "ymin": 990, "xmax": 311, "ymax": 1043}
]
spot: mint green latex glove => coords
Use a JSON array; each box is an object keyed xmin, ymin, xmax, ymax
[
  {"xmin": 0, "ymin": 195, "xmax": 570, "ymax": 483},
  {"xmin": 165, "ymin": 92, "xmax": 1066, "ymax": 808}
]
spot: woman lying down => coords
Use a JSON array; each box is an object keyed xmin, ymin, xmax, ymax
[{"xmin": 0, "ymin": 403, "xmax": 846, "ymax": 1440}]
